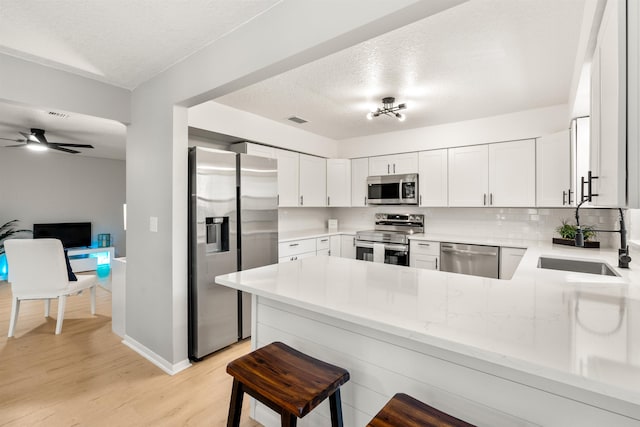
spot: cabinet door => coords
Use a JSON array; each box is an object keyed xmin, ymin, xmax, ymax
[
  {"xmin": 299, "ymin": 154, "xmax": 327, "ymax": 207},
  {"xmin": 500, "ymin": 247, "xmax": 526, "ymax": 280},
  {"xmin": 330, "ymin": 235, "xmax": 341, "ymax": 257},
  {"xmin": 412, "ymin": 255, "xmax": 439, "ymax": 270},
  {"xmin": 327, "ymin": 159, "xmax": 351, "ymax": 207},
  {"xmin": 351, "ymin": 158, "xmax": 369, "ymax": 206},
  {"xmin": 245, "ymin": 143, "xmax": 276, "ymax": 159},
  {"xmin": 488, "ymin": 139, "xmax": 535, "ymax": 207},
  {"xmin": 448, "ymin": 145, "xmax": 488, "ymax": 207},
  {"xmin": 390, "ymin": 152, "xmax": 418, "ymax": 174},
  {"xmin": 418, "ymin": 149, "xmax": 448, "ymax": 206},
  {"xmin": 275, "ymin": 149, "xmax": 299, "ymax": 207},
  {"xmin": 590, "ymin": 0, "xmax": 626, "ymax": 207},
  {"xmin": 537, "ymin": 131, "xmax": 571, "ymax": 207},
  {"xmin": 369, "ymin": 155, "xmax": 392, "ymax": 175},
  {"xmin": 340, "ymin": 235, "xmax": 356, "ymax": 259}
]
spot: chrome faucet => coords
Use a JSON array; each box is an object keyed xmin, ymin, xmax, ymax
[{"xmin": 575, "ymin": 205, "xmax": 631, "ymax": 268}]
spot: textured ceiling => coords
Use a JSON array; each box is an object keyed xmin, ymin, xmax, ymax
[
  {"xmin": 215, "ymin": 0, "xmax": 586, "ymax": 140},
  {"xmin": 0, "ymin": 0, "xmax": 281, "ymax": 89}
]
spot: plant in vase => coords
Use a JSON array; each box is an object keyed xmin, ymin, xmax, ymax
[{"xmin": 554, "ymin": 219, "xmax": 598, "ymax": 247}]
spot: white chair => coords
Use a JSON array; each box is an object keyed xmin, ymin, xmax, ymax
[{"xmin": 4, "ymin": 238, "xmax": 97, "ymax": 337}]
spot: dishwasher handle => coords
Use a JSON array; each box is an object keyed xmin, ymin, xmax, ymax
[{"xmin": 441, "ymin": 247, "xmax": 498, "ymax": 257}]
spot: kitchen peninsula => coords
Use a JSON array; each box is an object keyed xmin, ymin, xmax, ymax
[{"xmin": 216, "ymin": 246, "xmax": 640, "ymax": 427}]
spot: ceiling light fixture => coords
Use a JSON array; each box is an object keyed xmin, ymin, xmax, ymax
[{"xmin": 366, "ymin": 97, "xmax": 407, "ymax": 121}]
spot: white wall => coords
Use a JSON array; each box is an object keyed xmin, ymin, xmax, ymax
[
  {"xmin": 189, "ymin": 102, "xmax": 338, "ymax": 158},
  {"xmin": 0, "ymin": 54, "xmax": 130, "ymax": 124},
  {"xmin": 338, "ymin": 104, "xmax": 570, "ymax": 158},
  {"xmin": 0, "ymin": 149, "xmax": 126, "ymax": 256}
]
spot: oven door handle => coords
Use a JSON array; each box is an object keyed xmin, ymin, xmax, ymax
[
  {"xmin": 356, "ymin": 241, "xmax": 408, "ymax": 252},
  {"xmin": 398, "ymin": 179, "xmax": 403, "ymax": 203}
]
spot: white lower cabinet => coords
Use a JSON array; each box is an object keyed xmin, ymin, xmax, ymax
[
  {"xmin": 340, "ymin": 234, "xmax": 356, "ymax": 259},
  {"xmin": 278, "ymin": 238, "xmax": 316, "ymax": 262},
  {"xmin": 500, "ymin": 247, "xmax": 526, "ymax": 279},
  {"xmin": 409, "ymin": 240, "xmax": 440, "ymax": 270},
  {"xmin": 329, "ymin": 235, "xmax": 341, "ymax": 257}
]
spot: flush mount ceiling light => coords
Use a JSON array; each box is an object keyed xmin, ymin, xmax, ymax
[{"xmin": 366, "ymin": 97, "xmax": 407, "ymax": 122}]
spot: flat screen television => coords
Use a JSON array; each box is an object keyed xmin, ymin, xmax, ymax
[{"xmin": 33, "ymin": 222, "xmax": 92, "ymax": 249}]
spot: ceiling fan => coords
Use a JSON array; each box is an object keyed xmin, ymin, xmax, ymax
[{"xmin": 0, "ymin": 128, "xmax": 94, "ymax": 154}]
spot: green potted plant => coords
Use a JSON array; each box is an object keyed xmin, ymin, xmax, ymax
[{"xmin": 553, "ymin": 219, "xmax": 599, "ymax": 247}]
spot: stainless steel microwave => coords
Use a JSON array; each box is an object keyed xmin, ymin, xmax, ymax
[{"xmin": 366, "ymin": 173, "xmax": 418, "ymax": 205}]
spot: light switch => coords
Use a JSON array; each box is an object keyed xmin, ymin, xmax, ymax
[{"xmin": 150, "ymin": 216, "xmax": 158, "ymax": 232}]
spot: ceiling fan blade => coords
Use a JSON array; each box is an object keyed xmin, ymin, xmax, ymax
[
  {"xmin": 50, "ymin": 145, "xmax": 80, "ymax": 154},
  {"xmin": 18, "ymin": 131, "xmax": 31, "ymax": 140},
  {"xmin": 50, "ymin": 143, "xmax": 94, "ymax": 149},
  {"xmin": 0, "ymin": 137, "xmax": 24, "ymax": 142},
  {"xmin": 4, "ymin": 144, "xmax": 26, "ymax": 148}
]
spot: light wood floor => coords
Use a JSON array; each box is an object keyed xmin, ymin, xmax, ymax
[{"xmin": 0, "ymin": 280, "xmax": 261, "ymax": 426}]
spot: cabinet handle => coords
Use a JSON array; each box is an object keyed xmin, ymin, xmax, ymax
[
  {"xmin": 419, "ymin": 194, "xmax": 422, "ymax": 205},
  {"xmin": 320, "ymin": 238, "xmax": 328, "ymax": 242},
  {"xmin": 387, "ymin": 164, "xmax": 390, "ymax": 174},
  {"xmin": 289, "ymin": 243, "xmax": 299, "ymax": 247},
  {"xmin": 300, "ymin": 195, "xmax": 304, "ymax": 206},
  {"xmin": 327, "ymin": 196, "xmax": 330, "ymax": 206},
  {"xmin": 418, "ymin": 243, "xmax": 430, "ymax": 247},
  {"xmin": 393, "ymin": 164, "xmax": 396, "ymax": 174},
  {"xmin": 435, "ymin": 258, "xmax": 438, "ymax": 270},
  {"xmin": 277, "ymin": 194, "xmax": 280, "ymax": 205},
  {"xmin": 483, "ymin": 194, "xmax": 487, "ymax": 206},
  {"xmin": 568, "ymin": 189, "xmax": 573, "ymax": 204},
  {"xmin": 352, "ymin": 237, "xmax": 355, "ymax": 247},
  {"xmin": 490, "ymin": 193, "xmax": 493, "ymax": 205},
  {"xmin": 562, "ymin": 190, "xmax": 567, "ymax": 205}
]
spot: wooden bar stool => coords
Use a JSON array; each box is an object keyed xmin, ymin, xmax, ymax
[
  {"xmin": 226, "ymin": 341, "xmax": 350, "ymax": 427},
  {"xmin": 368, "ymin": 393, "xmax": 476, "ymax": 427}
]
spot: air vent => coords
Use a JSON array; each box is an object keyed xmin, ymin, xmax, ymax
[
  {"xmin": 287, "ymin": 116, "xmax": 308, "ymax": 124},
  {"xmin": 48, "ymin": 111, "xmax": 69, "ymax": 118}
]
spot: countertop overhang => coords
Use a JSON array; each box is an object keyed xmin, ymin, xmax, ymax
[{"xmin": 216, "ymin": 242, "xmax": 640, "ymax": 418}]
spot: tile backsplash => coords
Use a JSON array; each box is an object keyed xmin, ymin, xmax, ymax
[{"xmin": 281, "ymin": 206, "xmax": 622, "ymax": 248}]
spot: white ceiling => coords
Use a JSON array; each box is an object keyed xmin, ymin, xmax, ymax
[
  {"xmin": 0, "ymin": 0, "xmax": 587, "ymax": 158},
  {"xmin": 215, "ymin": 0, "xmax": 586, "ymax": 140}
]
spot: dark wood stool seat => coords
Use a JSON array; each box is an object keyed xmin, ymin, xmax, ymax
[
  {"xmin": 368, "ymin": 393, "xmax": 476, "ymax": 427},
  {"xmin": 226, "ymin": 341, "xmax": 350, "ymax": 427}
]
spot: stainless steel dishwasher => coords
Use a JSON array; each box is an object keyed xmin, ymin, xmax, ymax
[{"xmin": 440, "ymin": 242, "xmax": 500, "ymax": 278}]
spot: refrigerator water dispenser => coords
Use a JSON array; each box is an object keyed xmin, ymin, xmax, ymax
[{"xmin": 205, "ymin": 216, "xmax": 229, "ymax": 253}]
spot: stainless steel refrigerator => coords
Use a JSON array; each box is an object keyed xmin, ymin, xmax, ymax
[{"xmin": 188, "ymin": 147, "xmax": 278, "ymax": 361}]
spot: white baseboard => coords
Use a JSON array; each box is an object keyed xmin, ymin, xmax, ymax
[{"xmin": 122, "ymin": 335, "xmax": 191, "ymax": 375}]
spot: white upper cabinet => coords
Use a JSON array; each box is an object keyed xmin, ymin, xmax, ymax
[
  {"xmin": 589, "ymin": 0, "xmax": 626, "ymax": 207},
  {"xmin": 449, "ymin": 140, "xmax": 535, "ymax": 207},
  {"xmin": 233, "ymin": 142, "xmax": 276, "ymax": 159},
  {"xmin": 351, "ymin": 158, "xmax": 369, "ymax": 207},
  {"xmin": 488, "ymin": 139, "xmax": 536, "ymax": 207},
  {"xmin": 418, "ymin": 149, "xmax": 448, "ymax": 206},
  {"xmin": 275, "ymin": 148, "xmax": 299, "ymax": 207},
  {"xmin": 299, "ymin": 154, "xmax": 326, "ymax": 207},
  {"xmin": 368, "ymin": 152, "xmax": 418, "ymax": 175},
  {"xmin": 448, "ymin": 145, "xmax": 489, "ymax": 207},
  {"xmin": 326, "ymin": 159, "xmax": 351, "ymax": 207},
  {"xmin": 536, "ymin": 130, "xmax": 572, "ymax": 207}
]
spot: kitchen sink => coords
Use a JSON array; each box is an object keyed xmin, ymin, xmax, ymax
[{"xmin": 537, "ymin": 257, "xmax": 619, "ymax": 276}]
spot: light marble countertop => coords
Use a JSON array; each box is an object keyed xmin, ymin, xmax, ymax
[{"xmin": 216, "ymin": 242, "xmax": 640, "ymax": 416}]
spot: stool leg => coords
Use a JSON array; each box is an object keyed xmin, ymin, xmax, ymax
[
  {"xmin": 227, "ymin": 379, "xmax": 244, "ymax": 427},
  {"xmin": 281, "ymin": 412, "xmax": 297, "ymax": 427},
  {"xmin": 329, "ymin": 388, "xmax": 344, "ymax": 427}
]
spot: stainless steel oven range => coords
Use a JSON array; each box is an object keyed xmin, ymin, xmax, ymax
[{"xmin": 355, "ymin": 213, "xmax": 424, "ymax": 266}]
